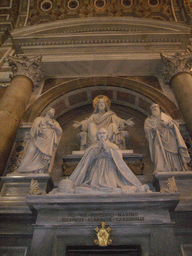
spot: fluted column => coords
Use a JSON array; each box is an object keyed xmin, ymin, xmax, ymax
[
  {"xmin": 0, "ymin": 55, "xmax": 43, "ymax": 176},
  {"xmin": 160, "ymin": 52, "xmax": 192, "ymax": 137}
]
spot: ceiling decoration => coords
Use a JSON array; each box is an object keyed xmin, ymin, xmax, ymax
[
  {"xmin": 27, "ymin": 0, "xmax": 175, "ymax": 26},
  {"xmin": 0, "ymin": 0, "xmax": 20, "ymax": 25},
  {"xmin": 0, "ymin": 1, "xmax": 192, "ymax": 28}
]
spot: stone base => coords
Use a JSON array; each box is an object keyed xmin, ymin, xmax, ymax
[
  {"xmin": 72, "ymin": 149, "xmax": 134, "ymax": 155},
  {"xmin": 154, "ymin": 171, "xmax": 192, "ymax": 211},
  {"xmin": 27, "ymin": 192, "xmax": 180, "ymax": 256},
  {"xmin": 63, "ymin": 151, "xmax": 143, "ymax": 164},
  {"xmin": 0, "ymin": 173, "xmax": 51, "ymax": 213}
]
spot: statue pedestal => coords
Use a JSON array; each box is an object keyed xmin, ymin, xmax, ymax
[
  {"xmin": 154, "ymin": 171, "xmax": 192, "ymax": 211},
  {"xmin": 62, "ymin": 151, "xmax": 144, "ymax": 176},
  {"xmin": 27, "ymin": 193, "xmax": 180, "ymax": 256},
  {"xmin": 0, "ymin": 173, "xmax": 51, "ymax": 213},
  {"xmin": 66, "ymin": 150, "xmax": 142, "ymax": 163}
]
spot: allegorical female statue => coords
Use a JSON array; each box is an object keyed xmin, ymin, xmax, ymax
[
  {"xmin": 17, "ymin": 108, "xmax": 62, "ymax": 174},
  {"xmin": 144, "ymin": 103, "xmax": 190, "ymax": 173},
  {"xmin": 73, "ymin": 95, "xmax": 134, "ymax": 150}
]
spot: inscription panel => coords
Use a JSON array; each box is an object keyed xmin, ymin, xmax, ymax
[{"xmin": 61, "ymin": 211, "xmax": 145, "ymax": 223}]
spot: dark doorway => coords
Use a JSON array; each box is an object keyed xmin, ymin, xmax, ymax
[{"xmin": 66, "ymin": 245, "xmax": 142, "ymax": 256}]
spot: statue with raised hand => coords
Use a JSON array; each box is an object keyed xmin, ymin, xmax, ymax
[{"xmin": 73, "ymin": 95, "xmax": 134, "ymax": 150}]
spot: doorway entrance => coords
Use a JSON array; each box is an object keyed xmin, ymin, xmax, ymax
[{"xmin": 66, "ymin": 245, "xmax": 142, "ymax": 256}]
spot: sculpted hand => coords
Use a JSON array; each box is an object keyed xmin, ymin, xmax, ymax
[
  {"xmin": 98, "ymin": 139, "xmax": 106, "ymax": 150},
  {"xmin": 101, "ymin": 140, "xmax": 106, "ymax": 150},
  {"xmin": 161, "ymin": 120, "xmax": 169, "ymax": 127},
  {"xmin": 125, "ymin": 118, "xmax": 135, "ymax": 127},
  {"xmin": 73, "ymin": 121, "xmax": 81, "ymax": 129},
  {"xmin": 47, "ymin": 120, "xmax": 55, "ymax": 128}
]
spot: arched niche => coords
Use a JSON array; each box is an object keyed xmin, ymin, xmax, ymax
[
  {"xmin": 23, "ymin": 76, "xmax": 180, "ymax": 123},
  {"xmin": 19, "ymin": 76, "xmax": 181, "ymax": 183}
]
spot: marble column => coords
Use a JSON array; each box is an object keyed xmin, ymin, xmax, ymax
[
  {"xmin": 160, "ymin": 52, "xmax": 192, "ymax": 137},
  {"xmin": 0, "ymin": 55, "xmax": 43, "ymax": 176}
]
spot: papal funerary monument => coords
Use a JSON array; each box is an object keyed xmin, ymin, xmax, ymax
[{"xmin": 1, "ymin": 1, "xmax": 192, "ymax": 255}]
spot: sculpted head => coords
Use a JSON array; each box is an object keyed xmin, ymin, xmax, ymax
[
  {"xmin": 96, "ymin": 128, "xmax": 108, "ymax": 142},
  {"xmin": 94, "ymin": 99, "xmax": 109, "ymax": 113},
  {"xmin": 150, "ymin": 103, "xmax": 160, "ymax": 117},
  {"xmin": 45, "ymin": 108, "xmax": 55, "ymax": 118},
  {"xmin": 101, "ymin": 222, "xmax": 106, "ymax": 228}
]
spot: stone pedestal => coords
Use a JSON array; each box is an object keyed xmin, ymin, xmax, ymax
[
  {"xmin": 154, "ymin": 171, "xmax": 192, "ymax": 211},
  {"xmin": 63, "ymin": 151, "xmax": 144, "ymax": 177},
  {"xmin": 27, "ymin": 193, "xmax": 180, "ymax": 256},
  {"xmin": 0, "ymin": 174, "xmax": 51, "ymax": 213},
  {"xmin": 65, "ymin": 150, "xmax": 141, "ymax": 163}
]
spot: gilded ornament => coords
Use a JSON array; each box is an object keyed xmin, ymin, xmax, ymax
[
  {"xmin": 167, "ymin": 176, "xmax": 178, "ymax": 193},
  {"xmin": 92, "ymin": 95, "xmax": 111, "ymax": 109},
  {"xmin": 94, "ymin": 222, "xmax": 113, "ymax": 247},
  {"xmin": 28, "ymin": 179, "xmax": 46, "ymax": 195}
]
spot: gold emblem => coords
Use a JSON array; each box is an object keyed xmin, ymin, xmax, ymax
[
  {"xmin": 28, "ymin": 179, "xmax": 46, "ymax": 195},
  {"xmin": 160, "ymin": 176, "xmax": 178, "ymax": 193},
  {"xmin": 167, "ymin": 176, "xmax": 178, "ymax": 193},
  {"xmin": 93, "ymin": 95, "xmax": 111, "ymax": 109},
  {"xmin": 94, "ymin": 222, "xmax": 113, "ymax": 247}
]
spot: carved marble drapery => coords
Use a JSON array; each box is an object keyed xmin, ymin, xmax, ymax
[
  {"xmin": 160, "ymin": 52, "xmax": 192, "ymax": 137},
  {"xmin": 0, "ymin": 55, "xmax": 43, "ymax": 176}
]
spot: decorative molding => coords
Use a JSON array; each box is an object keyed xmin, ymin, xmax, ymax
[
  {"xmin": 9, "ymin": 17, "xmax": 190, "ymax": 55},
  {"xmin": 17, "ymin": 37, "xmax": 181, "ymax": 48},
  {"xmin": 8, "ymin": 55, "xmax": 44, "ymax": 87}
]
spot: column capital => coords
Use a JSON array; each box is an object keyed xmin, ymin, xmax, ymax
[
  {"xmin": 8, "ymin": 55, "xmax": 44, "ymax": 87},
  {"xmin": 159, "ymin": 52, "xmax": 192, "ymax": 83}
]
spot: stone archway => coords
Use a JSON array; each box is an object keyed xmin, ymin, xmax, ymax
[
  {"xmin": 21, "ymin": 76, "xmax": 180, "ymax": 185},
  {"xmin": 23, "ymin": 76, "xmax": 180, "ymax": 123}
]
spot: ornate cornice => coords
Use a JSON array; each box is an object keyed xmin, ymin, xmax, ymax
[
  {"xmin": 159, "ymin": 52, "xmax": 192, "ymax": 83},
  {"xmin": 8, "ymin": 55, "xmax": 44, "ymax": 87},
  {"xmin": 9, "ymin": 18, "xmax": 190, "ymax": 56}
]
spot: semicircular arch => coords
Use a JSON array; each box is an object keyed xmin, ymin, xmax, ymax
[{"xmin": 23, "ymin": 76, "xmax": 181, "ymax": 122}]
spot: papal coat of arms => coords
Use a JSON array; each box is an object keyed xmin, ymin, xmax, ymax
[{"xmin": 94, "ymin": 222, "xmax": 113, "ymax": 247}]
